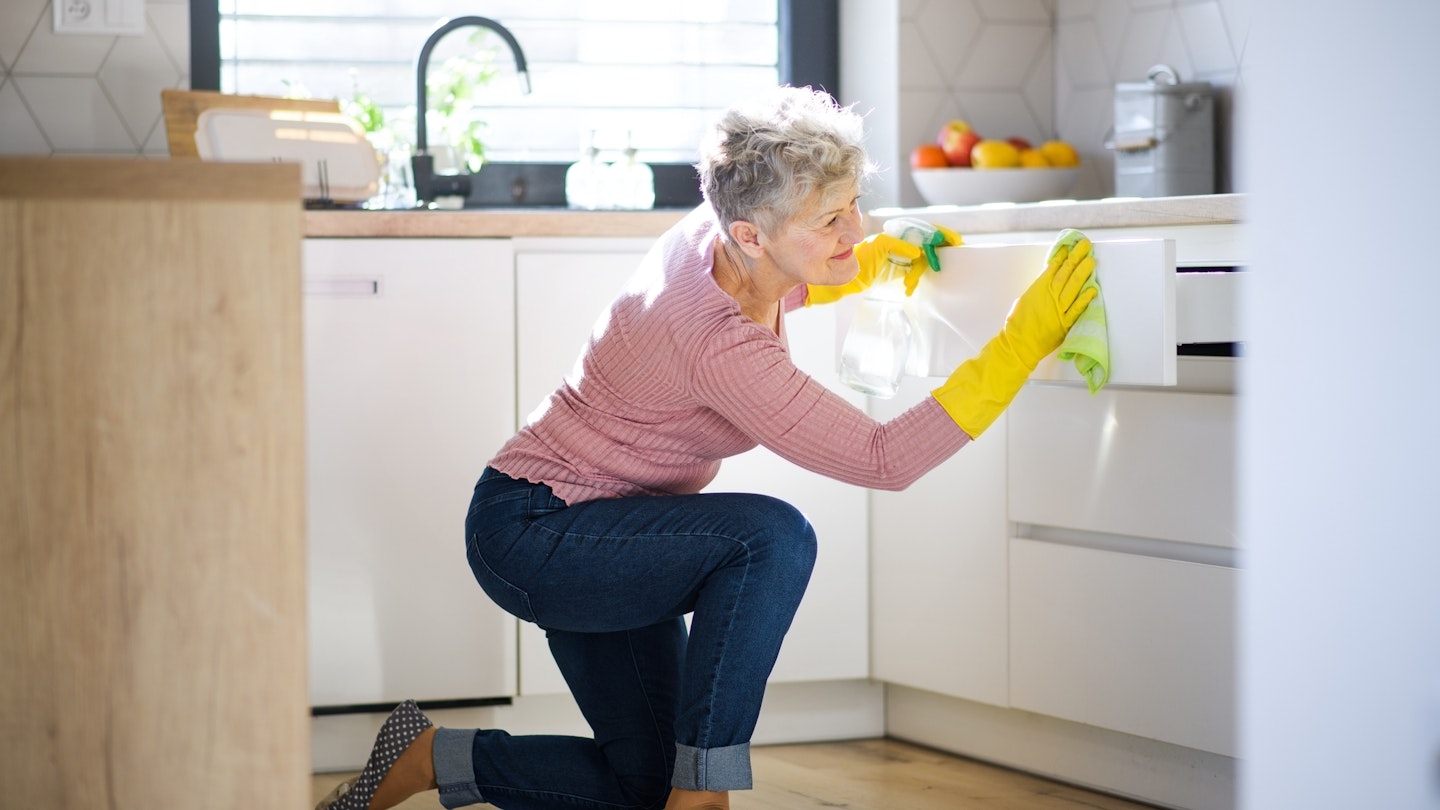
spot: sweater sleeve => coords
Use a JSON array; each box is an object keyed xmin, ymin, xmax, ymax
[{"xmin": 686, "ymin": 319, "xmax": 969, "ymax": 491}]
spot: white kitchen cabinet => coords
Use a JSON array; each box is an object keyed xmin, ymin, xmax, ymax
[
  {"xmin": 868, "ymin": 380, "xmax": 1010, "ymax": 707},
  {"xmin": 513, "ymin": 241, "xmax": 648, "ymax": 697},
  {"xmin": 304, "ymin": 238, "xmax": 517, "ymax": 707},
  {"xmin": 512, "ymin": 239, "xmax": 869, "ymax": 695},
  {"xmin": 709, "ymin": 302, "xmax": 870, "ymax": 685},
  {"xmin": 867, "ymin": 217, "xmax": 1243, "ymax": 806},
  {"xmin": 1008, "ymin": 538, "xmax": 1237, "ymax": 757},
  {"xmin": 1008, "ymin": 383, "xmax": 1238, "ymax": 549},
  {"xmin": 1004, "ymin": 382, "xmax": 1238, "ymax": 755}
]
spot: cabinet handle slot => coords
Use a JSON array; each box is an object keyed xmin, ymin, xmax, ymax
[{"xmin": 304, "ymin": 277, "xmax": 382, "ymax": 297}]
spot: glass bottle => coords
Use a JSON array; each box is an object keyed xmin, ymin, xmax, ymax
[
  {"xmin": 621, "ymin": 131, "xmax": 655, "ymax": 210},
  {"xmin": 565, "ymin": 129, "xmax": 601, "ymax": 209}
]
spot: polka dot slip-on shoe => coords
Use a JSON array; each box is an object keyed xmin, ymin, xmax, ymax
[{"xmin": 314, "ymin": 700, "xmax": 434, "ymax": 810}]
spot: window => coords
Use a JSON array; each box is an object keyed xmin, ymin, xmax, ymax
[{"xmin": 214, "ymin": 1, "xmax": 782, "ymax": 164}]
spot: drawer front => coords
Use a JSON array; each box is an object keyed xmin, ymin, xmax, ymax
[
  {"xmin": 1009, "ymin": 538, "xmax": 1237, "ymax": 756},
  {"xmin": 905, "ymin": 240, "xmax": 1177, "ymax": 386},
  {"xmin": 1008, "ymin": 384, "xmax": 1237, "ymax": 549}
]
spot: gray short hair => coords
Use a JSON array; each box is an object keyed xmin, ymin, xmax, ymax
[{"xmin": 698, "ymin": 86, "xmax": 874, "ymax": 238}]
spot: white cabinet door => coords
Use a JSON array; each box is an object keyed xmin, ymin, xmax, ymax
[
  {"xmin": 513, "ymin": 247, "xmax": 869, "ymax": 693},
  {"xmin": 1009, "ymin": 538, "xmax": 1238, "ymax": 757},
  {"xmin": 514, "ymin": 248, "xmax": 642, "ymax": 697},
  {"xmin": 706, "ymin": 302, "xmax": 870, "ymax": 684},
  {"xmin": 304, "ymin": 238, "xmax": 517, "ymax": 706},
  {"xmin": 869, "ymin": 381, "xmax": 1009, "ymax": 706}
]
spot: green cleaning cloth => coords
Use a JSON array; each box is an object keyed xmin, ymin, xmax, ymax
[{"xmin": 1053, "ymin": 228, "xmax": 1110, "ymax": 393}]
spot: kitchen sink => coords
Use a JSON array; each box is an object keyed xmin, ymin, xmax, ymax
[{"xmin": 422, "ymin": 161, "xmax": 703, "ymax": 209}]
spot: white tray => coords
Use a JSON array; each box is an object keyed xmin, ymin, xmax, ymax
[{"xmin": 194, "ymin": 108, "xmax": 379, "ymax": 204}]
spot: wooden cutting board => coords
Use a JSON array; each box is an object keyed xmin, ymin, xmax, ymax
[{"xmin": 161, "ymin": 88, "xmax": 340, "ymax": 157}]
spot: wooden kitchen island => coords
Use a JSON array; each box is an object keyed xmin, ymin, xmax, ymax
[{"xmin": 0, "ymin": 159, "xmax": 310, "ymax": 810}]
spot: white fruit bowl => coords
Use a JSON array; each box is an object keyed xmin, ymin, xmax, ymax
[{"xmin": 911, "ymin": 167, "xmax": 1078, "ymax": 206}]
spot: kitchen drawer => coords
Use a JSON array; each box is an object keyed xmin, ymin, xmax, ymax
[
  {"xmin": 908, "ymin": 240, "xmax": 1179, "ymax": 386},
  {"xmin": 838, "ymin": 233, "xmax": 1246, "ymax": 390},
  {"xmin": 1009, "ymin": 538, "xmax": 1237, "ymax": 757},
  {"xmin": 1008, "ymin": 383, "xmax": 1236, "ymax": 549}
]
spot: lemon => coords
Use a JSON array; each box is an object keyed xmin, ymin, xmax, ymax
[
  {"xmin": 970, "ymin": 140, "xmax": 1021, "ymax": 169},
  {"xmin": 1019, "ymin": 148, "xmax": 1050, "ymax": 168},
  {"xmin": 1039, "ymin": 140, "xmax": 1080, "ymax": 168}
]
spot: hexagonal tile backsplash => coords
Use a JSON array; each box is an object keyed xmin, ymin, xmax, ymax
[
  {"xmin": 1, "ymin": 0, "xmax": 1250, "ymax": 203},
  {"xmin": 0, "ymin": 0, "xmax": 188, "ymax": 157}
]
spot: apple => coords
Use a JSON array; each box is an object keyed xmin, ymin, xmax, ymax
[
  {"xmin": 1006, "ymin": 136, "xmax": 1033, "ymax": 152},
  {"xmin": 937, "ymin": 120, "xmax": 982, "ymax": 167}
]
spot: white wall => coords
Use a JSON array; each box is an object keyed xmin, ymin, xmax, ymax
[
  {"xmin": 0, "ymin": 0, "xmax": 189, "ymax": 156},
  {"xmin": 1240, "ymin": 1, "xmax": 1440, "ymax": 807}
]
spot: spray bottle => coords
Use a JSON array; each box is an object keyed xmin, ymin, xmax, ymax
[{"xmin": 838, "ymin": 218, "xmax": 948, "ymax": 398}]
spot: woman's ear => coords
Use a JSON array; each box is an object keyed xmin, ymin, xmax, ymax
[{"xmin": 728, "ymin": 219, "xmax": 767, "ymax": 260}]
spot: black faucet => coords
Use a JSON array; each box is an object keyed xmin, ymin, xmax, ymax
[{"xmin": 412, "ymin": 16, "xmax": 531, "ymax": 207}]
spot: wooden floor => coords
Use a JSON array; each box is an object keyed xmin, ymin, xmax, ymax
[{"xmin": 312, "ymin": 738, "xmax": 1158, "ymax": 809}]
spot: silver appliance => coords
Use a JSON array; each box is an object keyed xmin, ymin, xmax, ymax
[{"xmin": 1111, "ymin": 64, "xmax": 1216, "ymax": 198}]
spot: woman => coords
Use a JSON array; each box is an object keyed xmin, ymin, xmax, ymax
[{"xmin": 318, "ymin": 86, "xmax": 1095, "ymax": 810}]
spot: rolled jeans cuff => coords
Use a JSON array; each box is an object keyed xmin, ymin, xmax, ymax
[
  {"xmin": 433, "ymin": 727, "xmax": 485, "ymax": 808},
  {"xmin": 672, "ymin": 742, "xmax": 753, "ymax": 791}
]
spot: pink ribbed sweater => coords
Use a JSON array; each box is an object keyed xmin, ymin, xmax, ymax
[{"xmin": 487, "ymin": 204, "xmax": 971, "ymax": 505}]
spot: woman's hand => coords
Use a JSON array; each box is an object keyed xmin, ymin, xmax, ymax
[
  {"xmin": 807, "ymin": 221, "xmax": 963, "ymax": 305},
  {"xmin": 881, "ymin": 218, "xmax": 963, "ymax": 294},
  {"xmin": 929, "ymin": 232, "xmax": 1098, "ymax": 439},
  {"xmin": 1003, "ymin": 235, "xmax": 1098, "ymax": 368}
]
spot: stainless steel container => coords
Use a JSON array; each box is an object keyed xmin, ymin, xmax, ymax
[{"xmin": 1111, "ymin": 64, "xmax": 1215, "ymax": 198}]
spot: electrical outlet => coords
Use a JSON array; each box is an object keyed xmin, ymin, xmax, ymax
[
  {"xmin": 62, "ymin": 0, "xmax": 91, "ymax": 24},
  {"xmin": 53, "ymin": 0, "xmax": 146, "ymax": 35}
]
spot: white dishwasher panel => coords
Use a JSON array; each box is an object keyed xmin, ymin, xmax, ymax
[{"xmin": 304, "ymin": 239, "xmax": 518, "ymax": 706}]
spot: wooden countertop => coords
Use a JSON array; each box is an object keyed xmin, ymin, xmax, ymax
[
  {"xmin": 304, "ymin": 194, "xmax": 1244, "ymax": 239},
  {"xmin": 305, "ymin": 207, "xmax": 690, "ymax": 238}
]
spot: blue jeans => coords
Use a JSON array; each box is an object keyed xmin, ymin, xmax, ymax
[{"xmin": 433, "ymin": 467, "xmax": 817, "ymax": 810}]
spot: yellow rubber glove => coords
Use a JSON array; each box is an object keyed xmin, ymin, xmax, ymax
[
  {"xmin": 806, "ymin": 221, "xmax": 963, "ymax": 305},
  {"xmin": 931, "ymin": 236, "xmax": 1098, "ymax": 438}
]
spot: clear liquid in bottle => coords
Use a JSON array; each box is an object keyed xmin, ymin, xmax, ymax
[{"xmin": 839, "ymin": 278, "xmax": 913, "ymax": 398}]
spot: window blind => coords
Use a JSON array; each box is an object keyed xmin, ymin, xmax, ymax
[{"xmin": 219, "ymin": 1, "xmax": 779, "ymax": 163}]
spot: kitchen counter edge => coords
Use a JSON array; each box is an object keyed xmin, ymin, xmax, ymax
[
  {"xmin": 870, "ymin": 193, "xmax": 1244, "ymax": 235},
  {"xmin": 304, "ymin": 194, "xmax": 1243, "ymax": 239},
  {"xmin": 304, "ymin": 208, "xmax": 691, "ymax": 238}
]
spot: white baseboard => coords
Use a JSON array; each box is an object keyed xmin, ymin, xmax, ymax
[
  {"xmin": 884, "ymin": 685, "xmax": 1236, "ymax": 810},
  {"xmin": 313, "ymin": 679, "xmax": 885, "ymax": 773}
]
